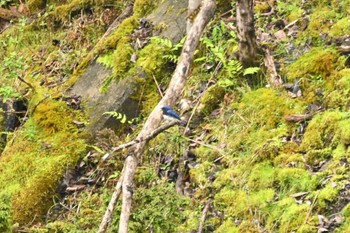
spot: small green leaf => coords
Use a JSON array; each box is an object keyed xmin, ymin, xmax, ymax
[
  {"xmin": 120, "ymin": 114, "xmax": 127, "ymax": 124},
  {"xmin": 243, "ymin": 67, "xmax": 260, "ymax": 76}
]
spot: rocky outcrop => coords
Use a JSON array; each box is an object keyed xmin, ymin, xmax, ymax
[{"xmin": 70, "ymin": 0, "xmax": 187, "ymax": 133}]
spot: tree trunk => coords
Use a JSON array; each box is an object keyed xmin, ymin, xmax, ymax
[{"xmin": 236, "ymin": 0, "xmax": 259, "ymax": 67}]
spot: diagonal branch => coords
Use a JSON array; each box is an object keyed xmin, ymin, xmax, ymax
[
  {"xmin": 97, "ymin": 121, "xmax": 177, "ymax": 233},
  {"xmin": 101, "ymin": 121, "xmax": 178, "ymax": 161},
  {"xmin": 97, "ymin": 1, "xmax": 216, "ymax": 232}
]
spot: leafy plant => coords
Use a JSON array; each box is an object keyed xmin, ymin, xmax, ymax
[
  {"xmin": 243, "ymin": 67, "xmax": 260, "ymax": 76},
  {"xmin": 103, "ymin": 111, "xmax": 136, "ymax": 124},
  {"xmin": 0, "ymin": 0, "xmax": 11, "ymax": 7},
  {"xmin": 151, "ymin": 36, "xmax": 186, "ymax": 63},
  {"xmin": 0, "ymin": 86, "xmax": 21, "ymax": 103}
]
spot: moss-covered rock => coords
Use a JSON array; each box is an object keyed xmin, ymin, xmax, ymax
[
  {"xmin": 198, "ymin": 84, "xmax": 225, "ymax": 116},
  {"xmin": 326, "ymin": 69, "xmax": 350, "ymax": 110},
  {"xmin": 286, "ymin": 47, "xmax": 342, "ymax": 81},
  {"xmin": 27, "ymin": 0, "xmax": 46, "ymax": 12},
  {"xmin": 300, "ymin": 111, "xmax": 350, "ymax": 151}
]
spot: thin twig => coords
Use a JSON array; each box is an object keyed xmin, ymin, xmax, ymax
[
  {"xmin": 304, "ymin": 191, "xmax": 319, "ymax": 224},
  {"xmin": 185, "ymin": 137, "xmax": 228, "ymax": 156},
  {"xmin": 197, "ymin": 201, "xmax": 211, "ymax": 233},
  {"xmin": 17, "ymin": 76, "xmax": 35, "ymax": 91},
  {"xmin": 152, "ymin": 74, "xmax": 164, "ymax": 98},
  {"xmin": 97, "ymin": 168, "xmax": 125, "ymax": 233}
]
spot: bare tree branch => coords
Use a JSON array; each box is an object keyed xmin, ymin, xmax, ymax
[
  {"xmin": 118, "ymin": 1, "xmax": 216, "ymax": 232},
  {"xmin": 98, "ymin": 1, "xmax": 216, "ymax": 232},
  {"xmin": 197, "ymin": 201, "xmax": 211, "ymax": 233},
  {"xmin": 97, "ymin": 121, "xmax": 178, "ymax": 233},
  {"xmin": 101, "ymin": 121, "xmax": 178, "ymax": 162},
  {"xmin": 18, "ymin": 76, "xmax": 35, "ymax": 91},
  {"xmin": 97, "ymin": 169, "xmax": 125, "ymax": 233},
  {"xmin": 263, "ymin": 48, "xmax": 283, "ymax": 87}
]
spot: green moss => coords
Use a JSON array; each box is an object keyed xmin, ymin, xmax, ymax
[
  {"xmin": 194, "ymin": 146, "xmax": 220, "ymax": 162},
  {"xmin": 274, "ymin": 152, "xmax": 305, "ymax": 167},
  {"xmin": 266, "ymin": 197, "xmax": 313, "ymax": 232},
  {"xmin": 329, "ymin": 17, "xmax": 350, "ymax": 37},
  {"xmin": 213, "ymin": 165, "xmax": 245, "ymax": 189},
  {"xmin": 303, "ymin": 7, "xmax": 337, "ymax": 40},
  {"xmin": 254, "ymin": 138, "xmax": 283, "ymax": 160},
  {"xmin": 326, "ymin": 69, "xmax": 350, "ymax": 109},
  {"xmin": 32, "ymin": 100, "xmax": 79, "ymax": 133},
  {"xmin": 199, "ymin": 84, "xmax": 225, "ymax": 116},
  {"xmin": 247, "ymin": 163, "xmax": 276, "ymax": 190},
  {"xmin": 235, "ymin": 88, "xmax": 304, "ymax": 128},
  {"xmin": 136, "ymin": 38, "xmax": 170, "ymax": 76},
  {"xmin": 112, "ymin": 37, "xmax": 133, "ymax": 77},
  {"xmin": 52, "ymin": 0, "xmax": 118, "ymax": 22},
  {"xmin": 317, "ymin": 185, "xmax": 340, "ymax": 209},
  {"xmin": 75, "ymin": 16, "xmax": 138, "ymax": 76},
  {"xmin": 52, "ymin": 0, "xmax": 92, "ymax": 22},
  {"xmin": 216, "ymin": 220, "xmax": 239, "ymax": 233},
  {"xmin": 296, "ymin": 224, "xmax": 318, "ymax": 233},
  {"xmin": 300, "ymin": 111, "xmax": 350, "ymax": 152},
  {"xmin": 304, "ymin": 148, "xmax": 332, "ymax": 166},
  {"xmin": 343, "ymin": 203, "xmax": 350, "ymax": 217},
  {"xmin": 287, "ymin": 8, "xmax": 303, "ymax": 22},
  {"xmin": 0, "ymin": 95, "xmax": 87, "ymax": 227},
  {"xmin": 189, "ymin": 161, "xmax": 213, "ymax": 187},
  {"xmin": 238, "ymin": 221, "xmax": 260, "ymax": 233},
  {"xmin": 276, "ymin": 167, "xmax": 317, "ymax": 193},
  {"xmin": 130, "ymin": 182, "xmax": 189, "ymax": 232},
  {"xmin": 98, "ymin": 16, "xmax": 138, "ymax": 54},
  {"xmin": 254, "ymin": 2, "xmax": 270, "ymax": 13},
  {"xmin": 134, "ymin": 0, "xmax": 161, "ymax": 17},
  {"xmin": 214, "ymin": 188, "xmax": 274, "ymax": 218},
  {"xmin": 27, "ymin": 0, "xmax": 46, "ymax": 12},
  {"xmin": 286, "ymin": 47, "xmax": 341, "ymax": 81}
]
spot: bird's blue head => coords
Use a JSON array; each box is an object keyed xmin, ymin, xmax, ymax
[{"xmin": 161, "ymin": 105, "xmax": 172, "ymax": 113}]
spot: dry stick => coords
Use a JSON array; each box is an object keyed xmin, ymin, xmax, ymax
[
  {"xmin": 197, "ymin": 201, "xmax": 211, "ymax": 233},
  {"xmin": 118, "ymin": 1, "xmax": 216, "ymax": 233},
  {"xmin": 17, "ymin": 76, "xmax": 35, "ymax": 91},
  {"xmin": 152, "ymin": 74, "xmax": 164, "ymax": 98},
  {"xmin": 304, "ymin": 191, "xmax": 319, "ymax": 224},
  {"xmin": 101, "ymin": 121, "xmax": 178, "ymax": 161},
  {"xmin": 97, "ymin": 168, "xmax": 125, "ymax": 233},
  {"xmin": 98, "ymin": 121, "xmax": 178, "ymax": 232},
  {"xmin": 97, "ymin": 1, "xmax": 216, "ymax": 232},
  {"xmin": 263, "ymin": 48, "xmax": 283, "ymax": 87},
  {"xmin": 186, "ymin": 137, "xmax": 227, "ymax": 156}
]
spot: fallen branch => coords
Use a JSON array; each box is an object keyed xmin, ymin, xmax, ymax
[
  {"xmin": 98, "ymin": 1, "xmax": 216, "ymax": 232},
  {"xmin": 18, "ymin": 76, "xmax": 35, "ymax": 91},
  {"xmin": 284, "ymin": 110, "xmax": 322, "ymax": 123},
  {"xmin": 197, "ymin": 201, "xmax": 211, "ymax": 233},
  {"xmin": 101, "ymin": 121, "xmax": 178, "ymax": 161},
  {"xmin": 98, "ymin": 121, "xmax": 178, "ymax": 232},
  {"xmin": 97, "ymin": 168, "xmax": 125, "ymax": 233},
  {"xmin": 263, "ymin": 48, "xmax": 283, "ymax": 87},
  {"xmin": 284, "ymin": 113, "xmax": 315, "ymax": 122}
]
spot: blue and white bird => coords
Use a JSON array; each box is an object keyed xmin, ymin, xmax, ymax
[{"xmin": 161, "ymin": 106, "xmax": 186, "ymax": 126}]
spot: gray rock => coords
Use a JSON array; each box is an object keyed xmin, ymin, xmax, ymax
[{"xmin": 70, "ymin": 0, "xmax": 187, "ymax": 133}]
